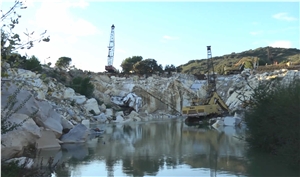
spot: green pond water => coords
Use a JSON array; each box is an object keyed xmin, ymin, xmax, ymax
[{"xmin": 35, "ymin": 118, "xmax": 299, "ymax": 177}]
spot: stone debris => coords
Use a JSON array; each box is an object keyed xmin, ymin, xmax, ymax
[{"xmin": 1, "ymin": 62, "xmax": 299, "ymax": 160}]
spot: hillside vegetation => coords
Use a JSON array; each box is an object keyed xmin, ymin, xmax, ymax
[{"xmin": 178, "ymin": 47, "xmax": 300, "ymax": 75}]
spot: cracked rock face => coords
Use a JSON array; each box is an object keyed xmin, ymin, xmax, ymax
[
  {"xmin": 2, "ymin": 62, "xmax": 299, "ymax": 160},
  {"xmin": 91, "ymin": 69, "xmax": 300, "ymax": 116}
]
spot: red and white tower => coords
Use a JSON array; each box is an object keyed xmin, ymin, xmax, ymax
[{"xmin": 105, "ymin": 24, "xmax": 117, "ymax": 72}]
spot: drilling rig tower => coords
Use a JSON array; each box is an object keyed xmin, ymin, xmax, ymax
[{"xmin": 105, "ymin": 24, "xmax": 117, "ymax": 72}]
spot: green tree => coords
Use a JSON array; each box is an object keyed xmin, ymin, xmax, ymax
[
  {"xmin": 158, "ymin": 64, "xmax": 163, "ymax": 73},
  {"xmin": 244, "ymin": 79, "xmax": 300, "ymax": 170},
  {"xmin": 176, "ymin": 66, "xmax": 182, "ymax": 73},
  {"xmin": 23, "ymin": 55, "xmax": 42, "ymax": 72},
  {"xmin": 164, "ymin": 64, "xmax": 176, "ymax": 73},
  {"xmin": 1, "ymin": 52, "xmax": 27, "ymax": 68},
  {"xmin": 120, "ymin": 56, "xmax": 143, "ymax": 73},
  {"xmin": 55, "ymin": 57, "xmax": 72, "ymax": 69},
  {"xmin": 133, "ymin": 58, "xmax": 160, "ymax": 74}
]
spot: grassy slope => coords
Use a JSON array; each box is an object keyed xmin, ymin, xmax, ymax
[{"xmin": 178, "ymin": 46, "xmax": 300, "ymax": 75}]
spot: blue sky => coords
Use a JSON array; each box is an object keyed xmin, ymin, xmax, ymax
[{"xmin": 1, "ymin": 1, "xmax": 299, "ymax": 72}]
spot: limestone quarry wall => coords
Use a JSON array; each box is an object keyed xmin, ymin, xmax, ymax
[
  {"xmin": 1, "ymin": 62, "xmax": 299, "ymax": 160},
  {"xmin": 92, "ymin": 69, "xmax": 300, "ymax": 115}
]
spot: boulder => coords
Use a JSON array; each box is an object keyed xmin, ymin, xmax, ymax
[
  {"xmin": 111, "ymin": 93, "xmax": 143, "ymax": 112},
  {"xmin": 36, "ymin": 89, "xmax": 46, "ymax": 100},
  {"xmin": 114, "ymin": 115, "xmax": 124, "ymax": 123},
  {"xmin": 93, "ymin": 113, "xmax": 107, "ymax": 123},
  {"xmin": 33, "ymin": 100, "xmax": 63, "ymax": 136},
  {"xmin": 105, "ymin": 108, "xmax": 114, "ymax": 117},
  {"xmin": 72, "ymin": 95, "xmax": 86, "ymax": 104},
  {"xmin": 60, "ymin": 124, "xmax": 89, "ymax": 143},
  {"xmin": 51, "ymin": 91, "xmax": 64, "ymax": 99},
  {"xmin": 212, "ymin": 119, "xmax": 224, "ymax": 130},
  {"xmin": 115, "ymin": 111, "xmax": 124, "ymax": 117},
  {"xmin": 84, "ymin": 98, "xmax": 100, "ymax": 115},
  {"xmin": 63, "ymin": 88, "xmax": 75, "ymax": 99},
  {"xmin": 1, "ymin": 82, "xmax": 63, "ymax": 136},
  {"xmin": 17, "ymin": 69, "xmax": 37, "ymax": 78},
  {"xmin": 82, "ymin": 120, "xmax": 90, "ymax": 127},
  {"xmin": 127, "ymin": 111, "xmax": 142, "ymax": 121},
  {"xmin": 72, "ymin": 115, "xmax": 82, "ymax": 122},
  {"xmin": 223, "ymin": 117, "xmax": 242, "ymax": 126},
  {"xmin": 61, "ymin": 116, "xmax": 74, "ymax": 129},
  {"xmin": 123, "ymin": 93, "xmax": 143, "ymax": 112},
  {"xmin": 1, "ymin": 114, "xmax": 41, "ymax": 160},
  {"xmin": 35, "ymin": 129, "xmax": 61, "ymax": 149},
  {"xmin": 99, "ymin": 104, "xmax": 106, "ymax": 112}
]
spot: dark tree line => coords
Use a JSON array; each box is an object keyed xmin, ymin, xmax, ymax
[{"xmin": 120, "ymin": 56, "xmax": 178, "ymax": 74}]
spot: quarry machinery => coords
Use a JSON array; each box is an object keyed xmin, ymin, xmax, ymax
[
  {"xmin": 181, "ymin": 46, "xmax": 230, "ymax": 119},
  {"xmin": 105, "ymin": 24, "xmax": 117, "ymax": 73},
  {"xmin": 224, "ymin": 57, "xmax": 259, "ymax": 75}
]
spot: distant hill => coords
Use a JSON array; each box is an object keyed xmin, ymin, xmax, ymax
[{"xmin": 178, "ymin": 46, "xmax": 300, "ymax": 75}]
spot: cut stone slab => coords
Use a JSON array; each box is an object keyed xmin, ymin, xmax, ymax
[{"xmin": 36, "ymin": 129, "xmax": 61, "ymax": 149}]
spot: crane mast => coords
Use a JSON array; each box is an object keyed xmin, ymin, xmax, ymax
[
  {"xmin": 206, "ymin": 46, "xmax": 216, "ymax": 94},
  {"xmin": 181, "ymin": 45, "xmax": 230, "ymax": 119},
  {"xmin": 105, "ymin": 24, "xmax": 117, "ymax": 72}
]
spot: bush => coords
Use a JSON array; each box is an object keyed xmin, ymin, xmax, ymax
[
  {"xmin": 244, "ymin": 79, "xmax": 300, "ymax": 170},
  {"xmin": 70, "ymin": 76, "xmax": 94, "ymax": 98},
  {"xmin": 23, "ymin": 55, "xmax": 42, "ymax": 72}
]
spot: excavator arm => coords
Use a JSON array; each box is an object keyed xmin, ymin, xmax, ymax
[{"xmin": 207, "ymin": 92, "xmax": 230, "ymax": 112}]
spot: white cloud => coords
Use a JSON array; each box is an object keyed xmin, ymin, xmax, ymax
[
  {"xmin": 269, "ymin": 40, "xmax": 292, "ymax": 48},
  {"xmin": 31, "ymin": 0, "xmax": 99, "ymax": 37},
  {"xmin": 272, "ymin": 13, "xmax": 297, "ymax": 21},
  {"xmin": 250, "ymin": 30, "xmax": 263, "ymax": 36},
  {"xmin": 163, "ymin": 35, "xmax": 179, "ymax": 40},
  {"xmin": 66, "ymin": 36, "xmax": 78, "ymax": 44},
  {"xmin": 68, "ymin": 0, "xmax": 89, "ymax": 8},
  {"xmin": 267, "ymin": 26, "xmax": 299, "ymax": 34}
]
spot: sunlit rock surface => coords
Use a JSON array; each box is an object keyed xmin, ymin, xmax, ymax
[{"xmin": 2, "ymin": 61, "xmax": 299, "ymax": 160}]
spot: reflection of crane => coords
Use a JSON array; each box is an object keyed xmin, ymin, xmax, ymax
[{"xmin": 105, "ymin": 24, "xmax": 117, "ymax": 72}]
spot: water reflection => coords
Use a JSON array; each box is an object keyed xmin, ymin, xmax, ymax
[{"xmin": 41, "ymin": 119, "xmax": 249, "ymax": 177}]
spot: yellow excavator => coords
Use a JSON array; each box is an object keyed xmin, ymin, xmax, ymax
[{"xmin": 182, "ymin": 46, "xmax": 230, "ymax": 119}]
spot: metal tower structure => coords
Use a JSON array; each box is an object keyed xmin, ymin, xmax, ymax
[
  {"xmin": 105, "ymin": 24, "xmax": 117, "ymax": 72},
  {"xmin": 206, "ymin": 46, "xmax": 216, "ymax": 93}
]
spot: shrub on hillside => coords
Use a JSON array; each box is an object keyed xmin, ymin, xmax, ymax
[
  {"xmin": 23, "ymin": 55, "xmax": 42, "ymax": 72},
  {"xmin": 70, "ymin": 76, "xmax": 94, "ymax": 98},
  {"xmin": 55, "ymin": 57, "xmax": 72, "ymax": 69},
  {"xmin": 244, "ymin": 79, "xmax": 300, "ymax": 170}
]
